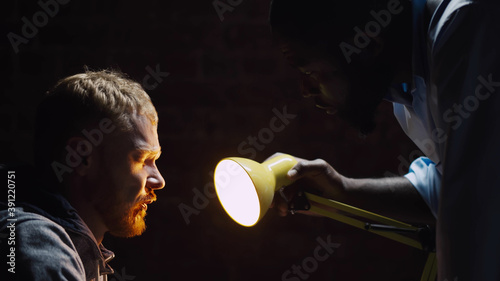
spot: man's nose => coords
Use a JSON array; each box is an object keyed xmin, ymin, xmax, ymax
[
  {"xmin": 300, "ymin": 75, "xmax": 321, "ymax": 98},
  {"xmin": 147, "ymin": 165, "xmax": 165, "ymax": 190}
]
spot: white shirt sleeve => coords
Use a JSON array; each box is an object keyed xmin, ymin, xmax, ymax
[{"xmin": 403, "ymin": 157, "xmax": 441, "ymax": 218}]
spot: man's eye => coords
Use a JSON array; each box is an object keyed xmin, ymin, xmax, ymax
[
  {"xmin": 132, "ymin": 155, "xmax": 146, "ymax": 164},
  {"xmin": 142, "ymin": 158, "xmax": 156, "ymax": 167}
]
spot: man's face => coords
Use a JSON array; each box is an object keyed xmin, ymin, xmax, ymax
[
  {"xmin": 281, "ymin": 41, "xmax": 388, "ymax": 134},
  {"xmin": 282, "ymin": 43, "xmax": 349, "ymax": 114},
  {"xmin": 87, "ymin": 114, "xmax": 165, "ymax": 238}
]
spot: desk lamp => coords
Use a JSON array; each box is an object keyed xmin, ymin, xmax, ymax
[{"xmin": 214, "ymin": 154, "xmax": 437, "ymax": 281}]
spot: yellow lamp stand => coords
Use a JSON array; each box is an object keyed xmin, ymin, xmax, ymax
[{"xmin": 213, "ymin": 154, "xmax": 437, "ymax": 281}]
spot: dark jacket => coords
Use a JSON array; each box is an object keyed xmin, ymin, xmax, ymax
[{"xmin": 0, "ymin": 164, "xmax": 114, "ymax": 281}]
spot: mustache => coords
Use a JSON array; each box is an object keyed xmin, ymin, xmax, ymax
[{"xmin": 137, "ymin": 192, "xmax": 157, "ymax": 205}]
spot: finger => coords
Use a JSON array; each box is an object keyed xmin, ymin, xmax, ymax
[
  {"xmin": 278, "ymin": 206, "xmax": 289, "ymax": 217},
  {"xmin": 270, "ymin": 191, "xmax": 291, "ymax": 216},
  {"xmin": 271, "ymin": 185, "xmax": 301, "ymax": 217},
  {"xmin": 271, "ymin": 186, "xmax": 295, "ymax": 206},
  {"xmin": 287, "ymin": 158, "xmax": 329, "ymax": 181}
]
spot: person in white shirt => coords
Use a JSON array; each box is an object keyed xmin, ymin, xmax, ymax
[{"xmin": 269, "ymin": 0, "xmax": 500, "ymax": 279}]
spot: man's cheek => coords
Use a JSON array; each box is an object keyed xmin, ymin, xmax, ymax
[
  {"xmin": 320, "ymin": 86, "xmax": 342, "ymax": 105},
  {"xmin": 127, "ymin": 177, "xmax": 147, "ymax": 200}
]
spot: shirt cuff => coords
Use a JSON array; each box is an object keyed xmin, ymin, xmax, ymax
[{"xmin": 404, "ymin": 157, "xmax": 441, "ymax": 218}]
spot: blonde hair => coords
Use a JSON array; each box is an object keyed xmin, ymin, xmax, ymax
[{"xmin": 52, "ymin": 69, "xmax": 158, "ymax": 129}]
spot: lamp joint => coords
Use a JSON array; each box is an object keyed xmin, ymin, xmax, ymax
[{"xmin": 287, "ymin": 190, "xmax": 311, "ymax": 214}]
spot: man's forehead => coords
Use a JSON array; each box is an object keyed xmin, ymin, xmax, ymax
[
  {"xmin": 128, "ymin": 114, "xmax": 161, "ymax": 152},
  {"xmin": 280, "ymin": 42, "xmax": 341, "ymax": 71},
  {"xmin": 280, "ymin": 43, "xmax": 308, "ymax": 67},
  {"xmin": 280, "ymin": 41, "xmax": 325, "ymax": 66}
]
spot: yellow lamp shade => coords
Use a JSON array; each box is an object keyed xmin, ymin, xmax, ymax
[{"xmin": 213, "ymin": 154, "xmax": 298, "ymax": 227}]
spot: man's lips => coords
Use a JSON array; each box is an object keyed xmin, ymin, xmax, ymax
[
  {"xmin": 139, "ymin": 199, "xmax": 155, "ymax": 211},
  {"xmin": 314, "ymin": 97, "xmax": 338, "ymax": 115}
]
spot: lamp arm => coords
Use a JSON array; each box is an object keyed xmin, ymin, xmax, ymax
[
  {"xmin": 305, "ymin": 192, "xmax": 419, "ymax": 230},
  {"xmin": 288, "ymin": 191, "xmax": 428, "ymax": 250},
  {"xmin": 365, "ymin": 223, "xmax": 421, "ymax": 234},
  {"xmin": 307, "ymin": 203, "xmax": 424, "ymax": 250},
  {"xmin": 286, "ymin": 191, "xmax": 437, "ymax": 281}
]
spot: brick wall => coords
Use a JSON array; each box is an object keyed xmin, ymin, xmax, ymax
[{"xmin": 2, "ymin": 0, "xmax": 426, "ymax": 280}]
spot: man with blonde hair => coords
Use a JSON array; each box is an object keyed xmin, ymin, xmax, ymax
[{"xmin": 0, "ymin": 69, "xmax": 165, "ymax": 280}]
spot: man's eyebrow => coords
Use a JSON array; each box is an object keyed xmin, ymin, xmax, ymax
[
  {"xmin": 134, "ymin": 146, "xmax": 162, "ymax": 157},
  {"xmin": 281, "ymin": 46, "xmax": 308, "ymax": 68}
]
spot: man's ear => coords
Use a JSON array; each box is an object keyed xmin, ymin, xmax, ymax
[{"xmin": 66, "ymin": 137, "xmax": 93, "ymax": 176}]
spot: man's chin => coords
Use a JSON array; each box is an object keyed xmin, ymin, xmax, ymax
[
  {"xmin": 338, "ymin": 108, "xmax": 376, "ymax": 135},
  {"xmin": 108, "ymin": 209, "xmax": 147, "ymax": 238},
  {"xmin": 109, "ymin": 221, "xmax": 146, "ymax": 238}
]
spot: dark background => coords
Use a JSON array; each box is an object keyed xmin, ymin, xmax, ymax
[{"xmin": 2, "ymin": 0, "xmax": 428, "ymax": 280}]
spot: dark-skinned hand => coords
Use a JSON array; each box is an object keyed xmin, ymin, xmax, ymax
[{"xmin": 266, "ymin": 152, "xmax": 350, "ymax": 217}]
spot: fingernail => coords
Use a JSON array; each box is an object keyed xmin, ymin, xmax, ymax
[{"xmin": 288, "ymin": 169, "xmax": 297, "ymax": 178}]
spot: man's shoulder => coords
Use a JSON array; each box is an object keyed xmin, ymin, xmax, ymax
[
  {"xmin": 0, "ymin": 207, "xmax": 86, "ymax": 280},
  {"xmin": 1, "ymin": 205, "xmax": 64, "ymax": 229},
  {"xmin": 0, "ymin": 206, "xmax": 76, "ymax": 250}
]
